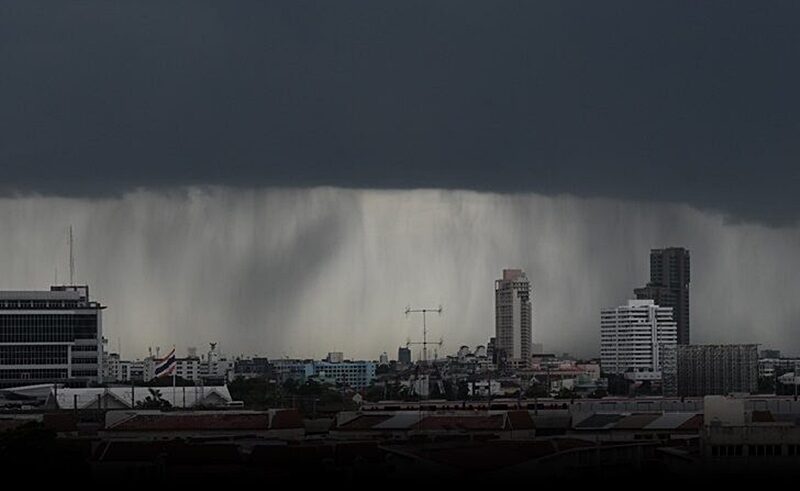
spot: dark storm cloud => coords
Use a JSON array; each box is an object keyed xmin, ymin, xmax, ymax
[{"xmin": 1, "ymin": 1, "xmax": 799, "ymax": 223}]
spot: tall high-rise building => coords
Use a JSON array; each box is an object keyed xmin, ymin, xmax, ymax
[
  {"xmin": 634, "ymin": 247, "xmax": 690, "ymax": 344},
  {"xmin": 0, "ymin": 285, "xmax": 105, "ymax": 388},
  {"xmin": 397, "ymin": 346, "xmax": 411, "ymax": 365},
  {"xmin": 600, "ymin": 299, "xmax": 677, "ymax": 383},
  {"xmin": 495, "ymin": 269, "xmax": 532, "ymax": 369}
]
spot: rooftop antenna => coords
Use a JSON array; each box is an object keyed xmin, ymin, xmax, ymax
[
  {"xmin": 69, "ymin": 225, "xmax": 75, "ymax": 285},
  {"xmin": 405, "ymin": 305, "xmax": 443, "ymax": 364}
]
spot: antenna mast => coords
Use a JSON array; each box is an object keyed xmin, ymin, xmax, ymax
[
  {"xmin": 69, "ymin": 225, "xmax": 75, "ymax": 285},
  {"xmin": 405, "ymin": 305, "xmax": 443, "ymax": 363}
]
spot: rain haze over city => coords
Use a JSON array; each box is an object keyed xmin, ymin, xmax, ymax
[{"xmin": 2, "ymin": 1, "xmax": 800, "ymax": 484}]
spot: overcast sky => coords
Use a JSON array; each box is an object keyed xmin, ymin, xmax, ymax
[
  {"xmin": 2, "ymin": 1, "xmax": 799, "ymax": 224},
  {"xmin": 1, "ymin": 3, "xmax": 799, "ymax": 359}
]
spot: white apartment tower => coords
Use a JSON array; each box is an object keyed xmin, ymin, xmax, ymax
[
  {"xmin": 600, "ymin": 299, "xmax": 677, "ymax": 381},
  {"xmin": 495, "ymin": 269, "xmax": 532, "ymax": 369}
]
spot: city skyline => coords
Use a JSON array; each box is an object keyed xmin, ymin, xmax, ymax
[
  {"xmin": 2, "ymin": 2, "xmax": 800, "ymax": 362},
  {"xmin": 0, "ymin": 189, "xmax": 796, "ymax": 362},
  {"xmin": 3, "ymin": 1, "xmax": 800, "ymax": 481}
]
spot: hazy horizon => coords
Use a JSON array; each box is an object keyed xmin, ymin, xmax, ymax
[{"xmin": 0, "ymin": 186, "xmax": 796, "ymax": 361}]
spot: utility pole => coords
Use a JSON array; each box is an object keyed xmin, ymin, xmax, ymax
[{"xmin": 405, "ymin": 306, "xmax": 443, "ymax": 364}]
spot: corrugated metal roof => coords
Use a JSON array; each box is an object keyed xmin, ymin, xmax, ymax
[
  {"xmin": 574, "ymin": 413, "xmax": 624, "ymax": 430},
  {"xmin": 644, "ymin": 412, "xmax": 697, "ymax": 430},
  {"xmin": 51, "ymin": 386, "xmax": 232, "ymax": 409},
  {"xmin": 105, "ymin": 408, "xmax": 301, "ymax": 431},
  {"xmin": 372, "ymin": 412, "xmax": 424, "ymax": 429},
  {"xmin": 391, "ymin": 441, "xmax": 557, "ymax": 472},
  {"xmin": 613, "ymin": 413, "xmax": 661, "ymax": 430},
  {"xmin": 270, "ymin": 409, "xmax": 304, "ymax": 429},
  {"xmin": 507, "ymin": 410, "xmax": 535, "ymax": 430},
  {"xmin": 677, "ymin": 414, "xmax": 704, "ymax": 430},
  {"xmin": 95, "ymin": 441, "xmax": 242, "ymax": 464},
  {"xmin": 110, "ymin": 412, "xmax": 270, "ymax": 431},
  {"xmin": 751, "ymin": 410, "xmax": 775, "ymax": 423},
  {"xmin": 337, "ymin": 414, "xmax": 392, "ymax": 430},
  {"xmin": 415, "ymin": 414, "xmax": 506, "ymax": 431},
  {"xmin": 531, "ymin": 412, "xmax": 571, "ymax": 429}
]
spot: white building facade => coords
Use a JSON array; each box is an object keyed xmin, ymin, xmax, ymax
[
  {"xmin": 600, "ymin": 299, "xmax": 677, "ymax": 382},
  {"xmin": 313, "ymin": 360, "xmax": 376, "ymax": 390}
]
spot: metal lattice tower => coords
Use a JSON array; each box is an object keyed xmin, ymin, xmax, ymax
[{"xmin": 405, "ymin": 305, "xmax": 443, "ymax": 363}]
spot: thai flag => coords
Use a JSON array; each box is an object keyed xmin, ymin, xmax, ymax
[{"xmin": 154, "ymin": 348, "xmax": 177, "ymax": 378}]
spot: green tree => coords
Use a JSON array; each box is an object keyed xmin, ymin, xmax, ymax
[
  {"xmin": 554, "ymin": 387, "xmax": 578, "ymax": 400},
  {"xmin": 135, "ymin": 388, "xmax": 172, "ymax": 409},
  {"xmin": 588, "ymin": 388, "xmax": 608, "ymax": 399},
  {"xmin": 757, "ymin": 376, "xmax": 775, "ymax": 394},
  {"xmin": 456, "ymin": 380, "xmax": 470, "ymax": 400},
  {"xmin": 364, "ymin": 384, "xmax": 384, "ymax": 402},
  {"xmin": 525, "ymin": 384, "xmax": 549, "ymax": 398}
]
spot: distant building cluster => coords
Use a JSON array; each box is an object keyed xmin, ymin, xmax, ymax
[
  {"xmin": 0, "ymin": 252, "xmax": 792, "ymax": 404},
  {"xmin": 104, "ymin": 348, "xmax": 378, "ymax": 391},
  {"xmin": 271, "ymin": 353, "xmax": 376, "ymax": 390},
  {"xmin": 103, "ymin": 343, "xmax": 236, "ymax": 386},
  {"xmin": 599, "ymin": 247, "xmax": 764, "ymax": 398}
]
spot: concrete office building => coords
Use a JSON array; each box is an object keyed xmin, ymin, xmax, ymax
[
  {"xmin": 0, "ymin": 285, "xmax": 104, "ymax": 387},
  {"xmin": 495, "ymin": 269, "xmax": 533, "ymax": 370},
  {"xmin": 673, "ymin": 344, "xmax": 758, "ymax": 397},
  {"xmin": 635, "ymin": 247, "xmax": 691, "ymax": 345},
  {"xmin": 175, "ymin": 357, "xmax": 201, "ymax": 382},
  {"xmin": 313, "ymin": 360, "xmax": 376, "ymax": 390},
  {"xmin": 103, "ymin": 352, "xmax": 121, "ymax": 383},
  {"xmin": 234, "ymin": 357, "xmax": 271, "ymax": 379},
  {"xmin": 198, "ymin": 343, "xmax": 235, "ymax": 383},
  {"xmin": 118, "ymin": 360, "xmax": 146, "ymax": 382},
  {"xmin": 272, "ymin": 359, "xmax": 315, "ymax": 383},
  {"xmin": 600, "ymin": 299, "xmax": 677, "ymax": 383},
  {"xmin": 758, "ymin": 356, "xmax": 800, "ymax": 380}
]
